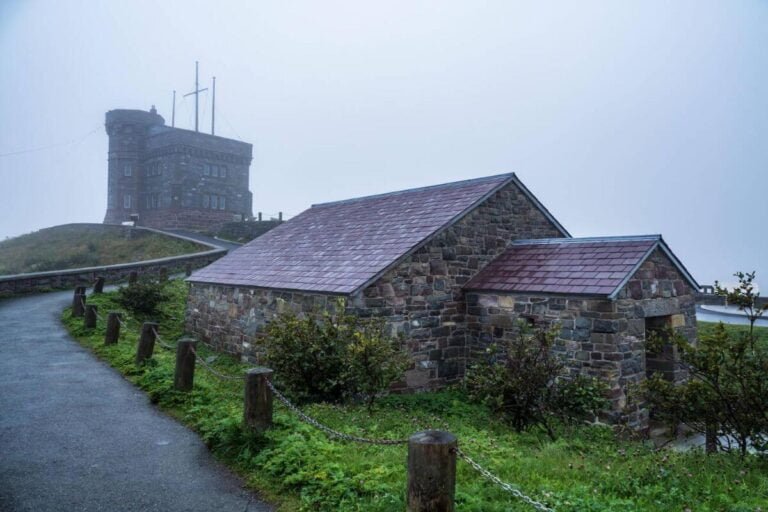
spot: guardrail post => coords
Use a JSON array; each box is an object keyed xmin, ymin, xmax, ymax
[
  {"xmin": 73, "ymin": 293, "xmax": 86, "ymax": 317},
  {"xmin": 159, "ymin": 267, "xmax": 168, "ymax": 281},
  {"xmin": 128, "ymin": 271, "xmax": 138, "ymax": 285},
  {"xmin": 93, "ymin": 276, "xmax": 105, "ymax": 294},
  {"xmin": 72, "ymin": 286, "xmax": 86, "ymax": 310},
  {"xmin": 174, "ymin": 338, "xmax": 197, "ymax": 392},
  {"xmin": 84, "ymin": 305, "xmax": 98, "ymax": 328},
  {"xmin": 135, "ymin": 322, "xmax": 158, "ymax": 365},
  {"xmin": 244, "ymin": 367, "xmax": 273, "ymax": 433},
  {"xmin": 105, "ymin": 312, "xmax": 121, "ymax": 345},
  {"xmin": 407, "ymin": 430, "xmax": 457, "ymax": 512},
  {"xmin": 185, "ymin": 263, "xmax": 192, "ymax": 277}
]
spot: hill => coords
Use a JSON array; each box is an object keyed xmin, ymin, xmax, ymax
[{"xmin": 0, "ymin": 224, "xmax": 207, "ymax": 275}]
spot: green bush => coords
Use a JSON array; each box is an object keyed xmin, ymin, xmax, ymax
[
  {"xmin": 263, "ymin": 300, "xmax": 408, "ymax": 407},
  {"xmin": 465, "ymin": 321, "xmax": 608, "ymax": 439},
  {"xmin": 116, "ymin": 279, "xmax": 170, "ymax": 316}
]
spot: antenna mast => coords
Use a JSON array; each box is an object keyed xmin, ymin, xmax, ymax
[
  {"xmin": 211, "ymin": 76, "xmax": 216, "ymax": 135},
  {"xmin": 183, "ymin": 61, "xmax": 208, "ymax": 132}
]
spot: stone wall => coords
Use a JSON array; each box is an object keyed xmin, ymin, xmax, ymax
[
  {"xmin": 186, "ymin": 284, "xmax": 344, "ymax": 360},
  {"xmin": 465, "ymin": 248, "xmax": 697, "ymax": 429},
  {"xmin": 348, "ymin": 180, "xmax": 566, "ymax": 390}
]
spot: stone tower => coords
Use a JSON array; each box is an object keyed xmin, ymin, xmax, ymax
[{"xmin": 103, "ymin": 107, "xmax": 253, "ymax": 230}]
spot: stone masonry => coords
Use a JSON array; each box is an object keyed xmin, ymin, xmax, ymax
[
  {"xmin": 466, "ymin": 248, "xmax": 697, "ymax": 428},
  {"xmin": 103, "ymin": 108, "xmax": 253, "ymax": 231}
]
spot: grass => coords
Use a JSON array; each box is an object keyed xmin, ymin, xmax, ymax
[
  {"xmin": 0, "ymin": 223, "xmax": 206, "ymax": 275},
  {"xmin": 62, "ymin": 281, "xmax": 768, "ymax": 512},
  {"xmin": 698, "ymin": 320, "xmax": 768, "ymax": 345}
]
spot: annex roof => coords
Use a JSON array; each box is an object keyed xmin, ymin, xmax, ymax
[
  {"xmin": 464, "ymin": 235, "xmax": 699, "ymax": 299},
  {"xmin": 189, "ymin": 173, "xmax": 568, "ymax": 294}
]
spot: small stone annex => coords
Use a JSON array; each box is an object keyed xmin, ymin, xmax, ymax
[{"xmin": 185, "ymin": 173, "xmax": 699, "ymax": 428}]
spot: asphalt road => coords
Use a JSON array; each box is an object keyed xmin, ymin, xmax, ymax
[
  {"xmin": 161, "ymin": 229, "xmax": 243, "ymax": 253},
  {"xmin": 0, "ymin": 290, "xmax": 272, "ymax": 512}
]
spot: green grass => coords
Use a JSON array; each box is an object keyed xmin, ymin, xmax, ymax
[
  {"xmin": 0, "ymin": 223, "xmax": 206, "ymax": 275},
  {"xmin": 62, "ymin": 282, "xmax": 768, "ymax": 511},
  {"xmin": 698, "ymin": 320, "xmax": 768, "ymax": 345}
]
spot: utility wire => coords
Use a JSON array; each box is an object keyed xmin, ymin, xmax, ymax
[{"xmin": 0, "ymin": 126, "xmax": 101, "ymax": 158}]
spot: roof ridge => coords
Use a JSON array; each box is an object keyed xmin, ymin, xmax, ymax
[
  {"xmin": 310, "ymin": 173, "xmax": 515, "ymax": 208},
  {"xmin": 512, "ymin": 235, "xmax": 661, "ymax": 245}
]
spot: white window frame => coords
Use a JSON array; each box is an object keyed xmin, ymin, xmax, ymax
[{"xmin": 123, "ymin": 194, "xmax": 132, "ymax": 209}]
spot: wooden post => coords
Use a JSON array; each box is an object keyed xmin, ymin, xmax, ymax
[
  {"xmin": 407, "ymin": 430, "xmax": 457, "ymax": 512},
  {"xmin": 244, "ymin": 367, "xmax": 273, "ymax": 433},
  {"xmin": 159, "ymin": 267, "xmax": 168, "ymax": 281},
  {"xmin": 72, "ymin": 293, "xmax": 86, "ymax": 317},
  {"xmin": 705, "ymin": 422, "xmax": 718, "ymax": 454},
  {"xmin": 128, "ymin": 271, "xmax": 138, "ymax": 285},
  {"xmin": 135, "ymin": 322, "xmax": 158, "ymax": 365},
  {"xmin": 185, "ymin": 263, "xmax": 192, "ymax": 277},
  {"xmin": 174, "ymin": 338, "xmax": 197, "ymax": 392},
  {"xmin": 93, "ymin": 276, "xmax": 105, "ymax": 294},
  {"xmin": 84, "ymin": 305, "xmax": 98, "ymax": 328},
  {"xmin": 105, "ymin": 312, "xmax": 121, "ymax": 345},
  {"xmin": 72, "ymin": 286, "xmax": 86, "ymax": 310}
]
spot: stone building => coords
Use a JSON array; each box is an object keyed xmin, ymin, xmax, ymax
[
  {"xmin": 103, "ymin": 107, "xmax": 253, "ymax": 231},
  {"xmin": 186, "ymin": 173, "xmax": 699, "ymax": 427}
]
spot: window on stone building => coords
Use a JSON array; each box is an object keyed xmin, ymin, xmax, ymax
[
  {"xmin": 203, "ymin": 164, "xmax": 210, "ymax": 176},
  {"xmin": 220, "ymin": 166, "xmax": 227, "ymax": 178},
  {"xmin": 123, "ymin": 194, "xmax": 132, "ymax": 209},
  {"xmin": 202, "ymin": 194, "xmax": 210, "ymax": 208},
  {"xmin": 219, "ymin": 196, "xmax": 226, "ymax": 210},
  {"xmin": 123, "ymin": 163, "xmax": 132, "ymax": 177},
  {"xmin": 211, "ymin": 195, "xmax": 218, "ymax": 209}
]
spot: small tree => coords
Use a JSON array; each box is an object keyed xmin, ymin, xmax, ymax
[
  {"xmin": 645, "ymin": 271, "xmax": 768, "ymax": 456},
  {"xmin": 715, "ymin": 271, "xmax": 767, "ymax": 337},
  {"xmin": 116, "ymin": 279, "xmax": 169, "ymax": 316},
  {"xmin": 465, "ymin": 321, "xmax": 607, "ymax": 440}
]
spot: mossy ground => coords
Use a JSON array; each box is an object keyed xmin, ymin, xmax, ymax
[{"xmin": 62, "ymin": 282, "xmax": 768, "ymax": 511}]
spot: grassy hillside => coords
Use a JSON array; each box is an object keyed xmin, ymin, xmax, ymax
[{"xmin": 0, "ymin": 224, "xmax": 207, "ymax": 275}]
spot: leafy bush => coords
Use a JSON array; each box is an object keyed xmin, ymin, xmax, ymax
[
  {"xmin": 116, "ymin": 279, "xmax": 170, "ymax": 316},
  {"xmin": 645, "ymin": 271, "xmax": 768, "ymax": 456},
  {"xmin": 465, "ymin": 320, "xmax": 608, "ymax": 439},
  {"xmin": 263, "ymin": 301, "xmax": 408, "ymax": 407}
]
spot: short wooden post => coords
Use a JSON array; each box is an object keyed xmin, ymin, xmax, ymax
[
  {"xmin": 72, "ymin": 293, "xmax": 86, "ymax": 317},
  {"xmin": 84, "ymin": 305, "xmax": 98, "ymax": 328},
  {"xmin": 159, "ymin": 267, "xmax": 168, "ymax": 281},
  {"xmin": 128, "ymin": 271, "xmax": 138, "ymax": 285},
  {"xmin": 93, "ymin": 276, "xmax": 105, "ymax": 294},
  {"xmin": 174, "ymin": 338, "xmax": 197, "ymax": 392},
  {"xmin": 244, "ymin": 367, "xmax": 273, "ymax": 433},
  {"xmin": 72, "ymin": 286, "xmax": 86, "ymax": 310},
  {"xmin": 105, "ymin": 312, "xmax": 121, "ymax": 345},
  {"xmin": 185, "ymin": 263, "xmax": 192, "ymax": 277},
  {"xmin": 135, "ymin": 322, "xmax": 158, "ymax": 365},
  {"xmin": 705, "ymin": 422, "xmax": 718, "ymax": 453},
  {"xmin": 407, "ymin": 430, "xmax": 457, "ymax": 512}
]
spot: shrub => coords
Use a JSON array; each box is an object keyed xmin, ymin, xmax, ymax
[
  {"xmin": 465, "ymin": 320, "xmax": 608, "ymax": 439},
  {"xmin": 116, "ymin": 279, "xmax": 170, "ymax": 316},
  {"xmin": 644, "ymin": 271, "xmax": 768, "ymax": 456},
  {"xmin": 263, "ymin": 301, "xmax": 408, "ymax": 407}
]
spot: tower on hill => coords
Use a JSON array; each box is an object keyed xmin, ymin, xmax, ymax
[{"xmin": 103, "ymin": 106, "xmax": 253, "ymax": 231}]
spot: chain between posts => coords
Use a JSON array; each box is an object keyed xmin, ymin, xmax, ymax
[
  {"xmin": 455, "ymin": 447, "xmax": 555, "ymax": 512},
  {"xmin": 150, "ymin": 327, "xmax": 176, "ymax": 351},
  {"xmin": 265, "ymin": 379, "xmax": 408, "ymax": 446},
  {"xmin": 189, "ymin": 345, "xmax": 245, "ymax": 381}
]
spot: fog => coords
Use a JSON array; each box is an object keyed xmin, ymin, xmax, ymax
[{"xmin": 1, "ymin": 0, "xmax": 766, "ymax": 287}]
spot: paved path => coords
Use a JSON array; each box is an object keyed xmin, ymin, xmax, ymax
[
  {"xmin": 0, "ymin": 291, "xmax": 272, "ymax": 512},
  {"xmin": 162, "ymin": 229, "xmax": 243, "ymax": 253}
]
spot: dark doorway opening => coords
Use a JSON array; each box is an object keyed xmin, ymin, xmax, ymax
[{"xmin": 645, "ymin": 315, "xmax": 676, "ymax": 381}]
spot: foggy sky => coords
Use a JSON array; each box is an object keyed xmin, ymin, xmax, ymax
[{"xmin": 1, "ymin": 1, "xmax": 766, "ymax": 288}]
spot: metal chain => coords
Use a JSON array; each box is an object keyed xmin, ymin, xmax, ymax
[
  {"xmin": 150, "ymin": 328, "xmax": 176, "ymax": 351},
  {"xmin": 455, "ymin": 447, "xmax": 555, "ymax": 512},
  {"xmin": 189, "ymin": 346, "xmax": 245, "ymax": 381},
  {"xmin": 265, "ymin": 379, "xmax": 407, "ymax": 446}
]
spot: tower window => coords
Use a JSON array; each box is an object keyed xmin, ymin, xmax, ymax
[
  {"xmin": 219, "ymin": 196, "xmax": 226, "ymax": 210},
  {"xmin": 123, "ymin": 194, "xmax": 132, "ymax": 209},
  {"xmin": 202, "ymin": 194, "xmax": 210, "ymax": 208},
  {"xmin": 123, "ymin": 164, "xmax": 132, "ymax": 177},
  {"xmin": 211, "ymin": 195, "xmax": 218, "ymax": 209}
]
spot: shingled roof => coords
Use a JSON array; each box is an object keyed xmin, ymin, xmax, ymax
[
  {"xmin": 189, "ymin": 173, "xmax": 568, "ymax": 294},
  {"xmin": 464, "ymin": 235, "xmax": 699, "ymax": 298}
]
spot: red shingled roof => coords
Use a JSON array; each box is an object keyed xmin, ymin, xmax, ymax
[
  {"xmin": 190, "ymin": 173, "xmax": 565, "ymax": 294},
  {"xmin": 465, "ymin": 236, "xmax": 697, "ymax": 298}
]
